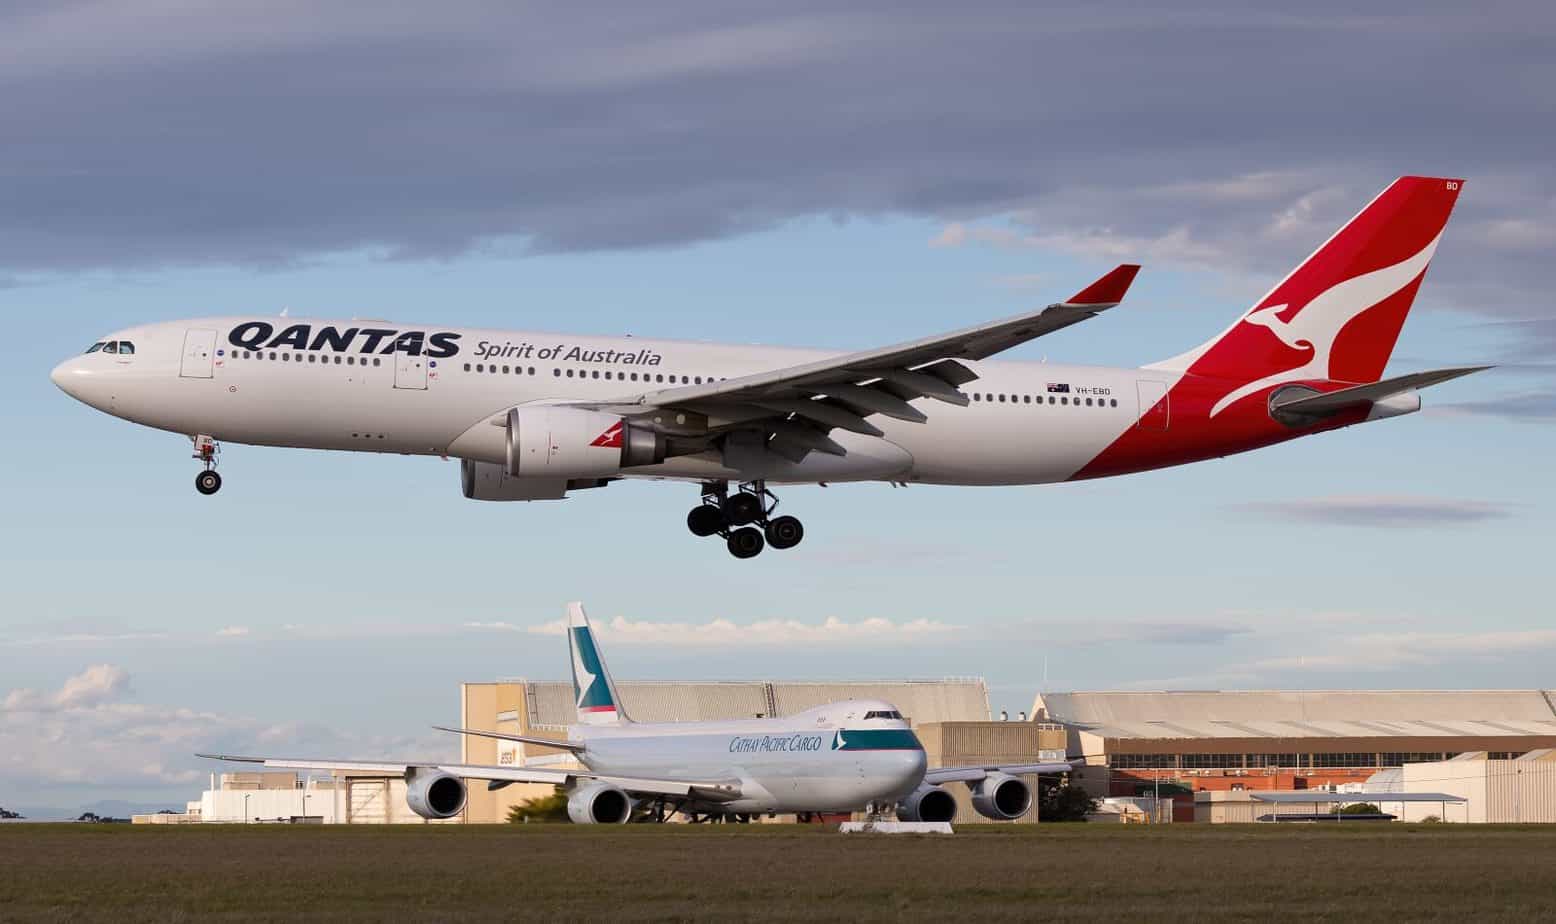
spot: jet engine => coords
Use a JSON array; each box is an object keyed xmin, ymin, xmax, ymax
[
  {"xmin": 405, "ymin": 769, "xmax": 467, "ymax": 820},
  {"xmin": 895, "ymin": 784, "xmax": 957, "ymax": 823},
  {"xmin": 506, "ymin": 407, "xmax": 665, "ymax": 479},
  {"xmin": 567, "ymin": 781, "xmax": 633, "ymax": 824},
  {"xmin": 969, "ymin": 773, "xmax": 1032, "ymax": 820}
]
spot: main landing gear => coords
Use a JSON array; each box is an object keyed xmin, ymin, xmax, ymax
[
  {"xmin": 192, "ymin": 435, "xmax": 222, "ymax": 496},
  {"xmin": 686, "ymin": 480, "xmax": 804, "ymax": 559}
]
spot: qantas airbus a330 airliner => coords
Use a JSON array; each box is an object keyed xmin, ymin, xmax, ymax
[{"xmin": 53, "ymin": 176, "xmax": 1485, "ymax": 558}]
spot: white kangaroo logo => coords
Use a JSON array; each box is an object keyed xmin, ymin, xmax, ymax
[{"xmin": 1209, "ymin": 232, "xmax": 1443, "ymax": 417}]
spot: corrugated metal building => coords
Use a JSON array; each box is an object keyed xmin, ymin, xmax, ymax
[
  {"xmin": 1034, "ymin": 690, "xmax": 1556, "ymax": 797},
  {"xmin": 1399, "ymin": 750, "xmax": 1556, "ymax": 822},
  {"xmin": 460, "ymin": 678, "xmax": 994, "ymax": 823}
]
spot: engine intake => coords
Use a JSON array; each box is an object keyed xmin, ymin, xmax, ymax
[
  {"xmin": 567, "ymin": 781, "xmax": 632, "ymax": 824},
  {"xmin": 896, "ymin": 784, "xmax": 957, "ymax": 823},
  {"xmin": 970, "ymin": 773, "xmax": 1031, "ymax": 820},
  {"xmin": 405, "ymin": 769, "xmax": 467, "ymax": 820}
]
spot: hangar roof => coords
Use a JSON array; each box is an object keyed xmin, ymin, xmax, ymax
[
  {"xmin": 517, "ymin": 679, "xmax": 990, "ymax": 729},
  {"xmin": 1033, "ymin": 690, "xmax": 1556, "ymax": 740}
]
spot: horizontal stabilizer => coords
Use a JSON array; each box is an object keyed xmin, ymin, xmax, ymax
[{"xmin": 1271, "ymin": 365, "xmax": 1491, "ymax": 418}]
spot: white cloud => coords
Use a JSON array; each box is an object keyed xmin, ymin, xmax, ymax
[
  {"xmin": 215, "ymin": 626, "xmax": 250, "ymax": 637},
  {"xmin": 1248, "ymin": 629, "xmax": 1556, "ymax": 674},
  {"xmin": 3, "ymin": 664, "xmax": 130, "ymax": 712},
  {"xmin": 0, "ymin": 665, "xmax": 451, "ymax": 796},
  {"xmin": 505, "ymin": 615, "xmax": 958, "ymax": 647}
]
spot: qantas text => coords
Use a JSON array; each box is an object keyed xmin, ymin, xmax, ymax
[{"xmin": 228, "ymin": 322, "xmax": 461, "ymax": 358}]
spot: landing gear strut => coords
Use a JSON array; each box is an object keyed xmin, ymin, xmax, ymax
[
  {"xmin": 685, "ymin": 480, "xmax": 805, "ymax": 559},
  {"xmin": 192, "ymin": 435, "xmax": 222, "ymax": 496}
]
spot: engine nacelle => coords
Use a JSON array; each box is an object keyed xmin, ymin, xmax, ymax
[
  {"xmin": 970, "ymin": 773, "xmax": 1031, "ymax": 820},
  {"xmin": 405, "ymin": 769, "xmax": 467, "ymax": 820},
  {"xmin": 507, "ymin": 407, "xmax": 665, "ymax": 479},
  {"xmin": 896, "ymin": 784, "xmax": 957, "ymax": 823},
  {"xmin": 567, "ymin": 781, "xmax": 633, "ymax": 824}
]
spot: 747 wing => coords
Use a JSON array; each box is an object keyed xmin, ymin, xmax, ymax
[{"xmin": 196, "ymin": 753, "xmax": 741, "ymax": 801}]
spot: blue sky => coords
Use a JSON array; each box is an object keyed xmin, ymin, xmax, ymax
[{"xmin": 1, "ymin": 1, "xmax": 1552, "ymax": 812}]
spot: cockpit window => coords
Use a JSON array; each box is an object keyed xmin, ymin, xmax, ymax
[
  {"xmin": 85, "ymin": 342, "xmax": 105, "ymax": 354},
  {"xmin": 102, "ymin": 341, "xmax": 119, "ymax": 354},
  {"xmin": 863, "ymin": 710, "xmax": 904, "ymax": 720},
  {"xmin": 117, "ymin": 341, "xmax": 135, "ymax": 355}
]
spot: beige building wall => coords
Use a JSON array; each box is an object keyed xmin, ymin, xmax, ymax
[
  {"xmin": 917, "ymin": 722, "xmax": 1068, "ymax": 824},
  {"xmin": 460, "ymin": 681, "xmax": 576, "ymax": 823}
]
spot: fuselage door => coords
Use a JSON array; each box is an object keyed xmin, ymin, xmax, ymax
[
  {"xmin": 394, "ymin": 352, "xmax": 428, "ymax": 390},
  {"xmin": 180, "ymin": 328, "xmax": 217, "ymax": 379},
  {"xmin": 1136, "ymin": 380, "xmax": 1169, "ymax": 430}
]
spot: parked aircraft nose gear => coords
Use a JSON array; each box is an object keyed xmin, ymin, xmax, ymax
[
  {"xmin": 764, "ymin": 515, "xmax": 803, "ymax": 550},
  {"xmin": 726, "ymin": 527, "xmax": 765, "ymax": 559},
  {"xmin": 191, "ymin": 435, "xmax": 222, "ymax": 495}
]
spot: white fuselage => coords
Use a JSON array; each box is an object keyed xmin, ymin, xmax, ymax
[
  {"xmin": 570, "ymin": 701, "xmax": 927, "ymax": 814},
  {"xmin": 51, "ymin": 316, "xmax": 1160, "ymax": 487}
]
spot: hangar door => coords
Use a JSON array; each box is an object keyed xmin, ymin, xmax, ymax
[{"xmin": 180, "ymin": 328, "xmax": 217, "ymax": 378}]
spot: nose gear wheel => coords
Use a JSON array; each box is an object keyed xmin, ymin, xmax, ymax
[{"xmin": 191, "ymin": 435, "xmax": 223, "ymax": 495}]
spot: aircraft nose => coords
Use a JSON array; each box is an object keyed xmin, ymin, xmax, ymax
[
  {"xmin": 50, "ymin": 359, "xmax": 74, "ymax": 393},
  {"xmin": 50, "ymin": 357, "xmax": 93, "ymax": 404}
]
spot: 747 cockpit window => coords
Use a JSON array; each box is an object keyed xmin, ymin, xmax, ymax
[
  {"xmin": 118, "ymin": 341, "xmax": 135, "ymax": 354},
  {"xmin": 863, "ymin": 710, "xmax": 904, "ymax": 720},
  {"xmin": 85, "ymin": 342, "xmax": 105, "ymax": 353}
]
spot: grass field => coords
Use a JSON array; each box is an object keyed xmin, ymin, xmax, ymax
[{"xmin": 3, "ymin": 823, "xmax": 1555, "ymax": 922}]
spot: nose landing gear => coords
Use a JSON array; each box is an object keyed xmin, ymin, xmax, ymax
[
  {"xmin": 192, "ymin": 435, "xmax": 222, "ymax": 495},
  {"xmin": 686, "ymin": 481, "xmax": 805, "ymax": 559}
]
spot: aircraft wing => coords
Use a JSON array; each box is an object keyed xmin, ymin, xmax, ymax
[
  {"xmin": 923, "ymin": 761, "xmax": 1075, "ymax": 785},
  {"xmin": 195, "ymin": 753, "xmax": 741, "ymax": 801},
  {"xmin": 576, "ymin": 265, "xmax": 1139, "ymax": 460},
  {"xmin": 431, "ymin": 725, "xmax": 585, "ymax": 753}
]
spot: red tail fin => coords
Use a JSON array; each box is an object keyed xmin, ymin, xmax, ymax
[{"xmin": 1154, "ymin": 176, "xmax": 1463, "ymax": 409}]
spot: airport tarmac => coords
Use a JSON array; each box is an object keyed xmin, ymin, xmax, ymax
[{"xmin": 4, "ymin": 822, "xmax": 1555, "ymax": 921}]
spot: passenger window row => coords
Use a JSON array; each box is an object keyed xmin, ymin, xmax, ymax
[
  {"xmin": 462, "ymin": 363, "xmax": 729, "ymax": 386},
  {"xmin": 233, "ymin": 350, "xmax": 382, "ymax": 367},
  {"xmin": 972, "ymin": 392, "xmax": 1119, "ymax": 408}
]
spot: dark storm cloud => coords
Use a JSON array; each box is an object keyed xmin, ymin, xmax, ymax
[
  {"xmin": 1229, "ymin": 495, "xmax": 1517, "ymax": 527},
  {"xmin": 2, "ymin": 0, "xmax": 1552, "ymax": 314}
]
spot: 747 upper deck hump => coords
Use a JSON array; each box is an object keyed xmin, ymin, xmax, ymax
[{"xmin": 52, "ymin": 176, "xmax": 1487, "ymax": 558}]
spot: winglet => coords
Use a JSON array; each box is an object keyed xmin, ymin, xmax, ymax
[{"xmin": 1063, "ymin": 264, "xmax": 1141, "ymax": 307}]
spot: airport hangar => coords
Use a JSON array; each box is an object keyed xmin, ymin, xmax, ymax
[{"xmin": 1034, "ymin": 689, "xmax": 1556, "ymax": 800}]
